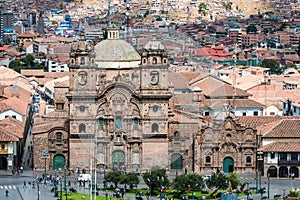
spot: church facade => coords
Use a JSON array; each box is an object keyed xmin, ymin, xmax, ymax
[
  {"xmin": 67, "ymin": 27, "xmax": 183, "ymax": 172},
  {"xmin": 33, "ymin": 27, "xmax": 259, "ymax": 175}
]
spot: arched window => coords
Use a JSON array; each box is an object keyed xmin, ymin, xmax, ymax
[
  {"xmin": 56, "ymin": 132, "xmax": 62, "ymax": 143},
  {"xmin": 206, "ymin": 156, "xmax": 211, "ymax": 163},
  {"xmin": 151, "ymin": 123, "xmax": 159, "ymax": 133},
  {"xmin": 143, "ymin": 58, "xmax": 146, "ymax": 64},
  {"xmin": 153, "ymin": 57, "xmax": 157, "ymax": 64},
  {"xmin": 80, "ymin": 57, "xmax": 85, "ymax": 65},
  {"xmin": 79, "ymin": 124, "xmax": 86, "ymax": 133},
  {"xmin": 163, "ymin": 58, "xmax": 167, "ymax": 64},
  {"xmin": 174, "ymin": 132, "xmax": 180, "ymax": 141},
  {"xmin": 133, "ymin": 118, "xmax": 139, "ymax": 125},
  {"xmin": 246, "ymin": 156, "xmax": 251, "ymax": 163}
]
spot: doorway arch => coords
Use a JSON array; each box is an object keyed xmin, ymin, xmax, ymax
[
  {"xmin": 279, "ymin": 166, "xmax": 288, "ymax": 178},
  {"xmin": 290, "ymin": 166, "xmax": 299, "ymax": 178},
  {"xmin": 0, "ymin": 157, "xmax": 7, "ymax": 170},
  {"xmin": 171, "ymin": 154, "xmax": 183, "ymax": 170},
  {"xmin": 267, "ymin": 166, "xmax": 277, "ymax": 177},
  {"xmin": 53, "ymin": 154, "xmax": 65, "ymax": 170},
  {"xmin": 223, "ymin": 157, "xmax": 234, "ymax": 173}
]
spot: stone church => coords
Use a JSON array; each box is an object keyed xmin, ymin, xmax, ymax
[{"xmin": 32, "ymin": 26, "xmax": 258, "ymax": 175}]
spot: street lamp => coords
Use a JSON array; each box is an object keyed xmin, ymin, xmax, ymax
[
  {"xmin": 41, "ymin": 149, "xmax": 49, "ymax": 185},
  {"xmin": 64, "ymin": 167, "xmax": 68, "ymax": 200},
  {"xmin": 192, "ymin": 174, "xmax": 195, "ymax": 200},
  {"xmin": 267, "ymin": 173, "xmax": 270, "ymax": 200},
  {"xmin": 157, "ymin": 176, "xmax": 164, "ymax": 200},
  {"xmin": 37, "ymin": 182, "xmax": 40, "ymax": 200},
  {"xmin": 246, "ymin": 180, "xmax": 249, "ymax": 200},
  {"xmin": 54, "ymin": 170, "xmax": 57, "ymax": 197},
  {"xmin": 60, "ymin": 179, "xmax": 63, "ymax": 200}
]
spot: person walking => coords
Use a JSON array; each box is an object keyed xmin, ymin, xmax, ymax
[{"xmin": 23, "ymin": 180, "xmax": 26, "ymax": 188}]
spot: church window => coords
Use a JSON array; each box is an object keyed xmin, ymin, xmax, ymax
[
  {"xmin": 133, "ymin": 118, "xmax": 139, "ymax": 125},
  {"xmin": 152, "ymin": 105, "xmax": 158, "ymax": 113},
  {"xmin": 56, "ymin": 133, "xmax": 62, "ymax": 143},
  {"xmin": 246, "ymin": 156, "xmax": 251, "ymax": 163},
  {"xmin": 79, "ymin": 105, "xmax": 85, "ymax": 113},
  {"xmin": 56, "ymin": 103, "xmax": 64, "ymax": 110},
  {"xmin": 153, "ymin": 57, "xmax": 157, "ymax": 64},
  {"xmin": 206, "ymin": 156, "xmax": 211, "ymax": 163},
  {"xmin": 151, "ymin": 123, "xmax": 159, "ymax": 133},
  {"xmin": 115, "ymin": 117, "xmax": 122, "ymax": 129},
  {"xmin": 163, "ymin": 58, "xmax": 167, "ymax": 64},
  {"xmin": 79, "ymin": 124, "xmax": 86, "ymax": 133},
  {"xmin": 143, "ymin": 58, "xmax": 146, "ymax": 64},
  {"xmin": 174, "ymin": 132, "xmax": 180, "ymax": 141},
  {"xmin": 71, "ymin": 58, "xmax": 75, "ymax": 65},
  {"xmin": 98, "ymin": 118, "xmax": 104, "ymax": 126},
  {"xmin": 80, "ymin": 57, "xmax": 85, "ymax": 65},
  {"xmin": 91, "ymin": 59, "xmax": 94, "ymax": 64}
]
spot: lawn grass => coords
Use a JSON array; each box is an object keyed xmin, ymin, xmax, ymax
[{"xmin": 58, "ymin": 192, "xmax": 128, "ymax": 200}]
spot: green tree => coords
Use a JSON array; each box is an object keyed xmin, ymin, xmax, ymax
[
  {"xmin": 120, "ymin": 172, "xmax": 139, "ymax": 190},
  {"xmin": 261, "ymin": 59, "xmax": 281, "ymax": 74},
  {"xmin": 222, "ymin": 1, "xmax": 232, "ymax": 11},
  {"xmin": 105, "ymin": 170, "xmax": 122, "ymax": 188},
  {"xmin": 246, "ymin": 24, "xmax": 257, "ymax": 34},
  {"xmin": 198, "ymin": 2, "xmax": 207, "ymax": 16},
  {"xmin": 143, "ymin": 167, "xmax": 169, "ymax": 195},
  {"xmin": 285, "ymin": 63, "xmax": 297, "ymax": 69},
  {"xmin": 207, "ymin": 172, "xmax": 228, "ymax": 190},
  {"xmin": 9, "ymin": 60, "xmax": 22, "ymax": 73},
  {"xmin": 21, "ymin": 54, "xmax": 35, "ymax": 68},
  {"xmin": 228, "ymin": 173, "xmax": 240, "ymax": 189},
  {"xmin": 172, "ymin": 173, "xmax": 203, "ymax": 192}
]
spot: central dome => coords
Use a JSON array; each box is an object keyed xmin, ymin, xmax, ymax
[{"xmin": 94, "ymin": 27, "xmax": 141, "ymax": 69}]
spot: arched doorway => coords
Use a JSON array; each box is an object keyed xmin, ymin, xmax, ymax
[
  {"xmin": 279, "ymin": 166, "xmax": 288, "ymax": 178},
  {"xmin": 223, "ymin": 157, "xmax": 234, "ymax": 173},
  {"xmin": 0, "ymin": 157, "xmax": 7, "ymax": 170},
  {"xmin": 112, "ymin": 150, "xmax": 125, "ymax": 170},
  {"xmin": 290, "ymin": 166, "xmax": 299, "ymax": 178},
  {"xmin": 267, "ymin": 166, "xmax": 277, "ymax": 177},
  {"xmin": 53, "ymin": 154, "xmax": 65, "ymax": 170},
  {"xmin": 171, "ymin": 154, "xmax": 183, "ymax": 170}
]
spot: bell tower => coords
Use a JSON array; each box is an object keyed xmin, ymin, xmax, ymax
[{"xmin": 139, "ymin": 41, "xmax": 172, "ymax": 168}]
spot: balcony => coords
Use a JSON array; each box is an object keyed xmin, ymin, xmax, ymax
[{"xmin": 278, "ymin": 160, "xmax": 300, "ymax": 165}]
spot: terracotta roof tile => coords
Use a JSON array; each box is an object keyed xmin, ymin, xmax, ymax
[
  {"xmin": 0, "ymin": 127, "xmax": 19, "ymax": 141},
  {"xmin": 0, "ymin": 117, "xmax": 24, "ymax": 139},
  {"xmin": 258, "ymin": 141, "xmax": 300, "ymax": 152},
  {"xmin": 263, "ymin": 119, "xmax": 300, "ymax": 138}
]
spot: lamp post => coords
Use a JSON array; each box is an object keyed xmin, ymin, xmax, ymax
[
  {"xmin": 64, "ymin": 167, "xmax": 68, "ymax": 200},
  {"xmin": 267, "ymin": 173, "xmax": 270, "ymax": 200},
  {"xmin": 157, "ymin": 176, "xmax": 164, "ymax": 200},
  {"xmin": 246, "ymin": 180, "xmax": 249, "ymax": 200},
  {"xmin": 41, "ymin": 150, "xmax": 49, "ymax": 185},
  {"xmin": 192, "ymin": 174, "xmax": 194, "ymax": 200},
  {"xmin": 37, "ymin": 182, "xmax": 40, "ymax": 200},
  {"xmin": 255, "ymin": 170, "xmax": 258, "ymax": 194},
  {"xmin": 60, "ymin": 179, "xmax": 63, "ymax": 200},
  {"xmin": 54, "ymin": 170, "xmax": 57, "ymax": 197}
]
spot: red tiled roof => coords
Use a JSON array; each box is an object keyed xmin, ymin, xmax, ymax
[
  {"xmin": 258, "ymin": 141, "xmax": 300, "ymax": 152},
  {"xmin": 263, "ymin": 119, "xmax": 300, "ymax": 138}
]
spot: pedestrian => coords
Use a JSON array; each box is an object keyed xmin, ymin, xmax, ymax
[
  {"xmin": 74, "ymin": 178, "xmax": 77, "ymax": 187},
  {"xmin": 23, "ymin": 180, "xmax": 26, "ymax": 188},
  {"xmin": 68, "ymin": 180, "xmax": 71, "ymax": 187}
]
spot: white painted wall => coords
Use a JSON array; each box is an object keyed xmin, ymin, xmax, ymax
[{"xmin": 0, "ymin": 110, "xmax": 23, "ymax": 122}]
